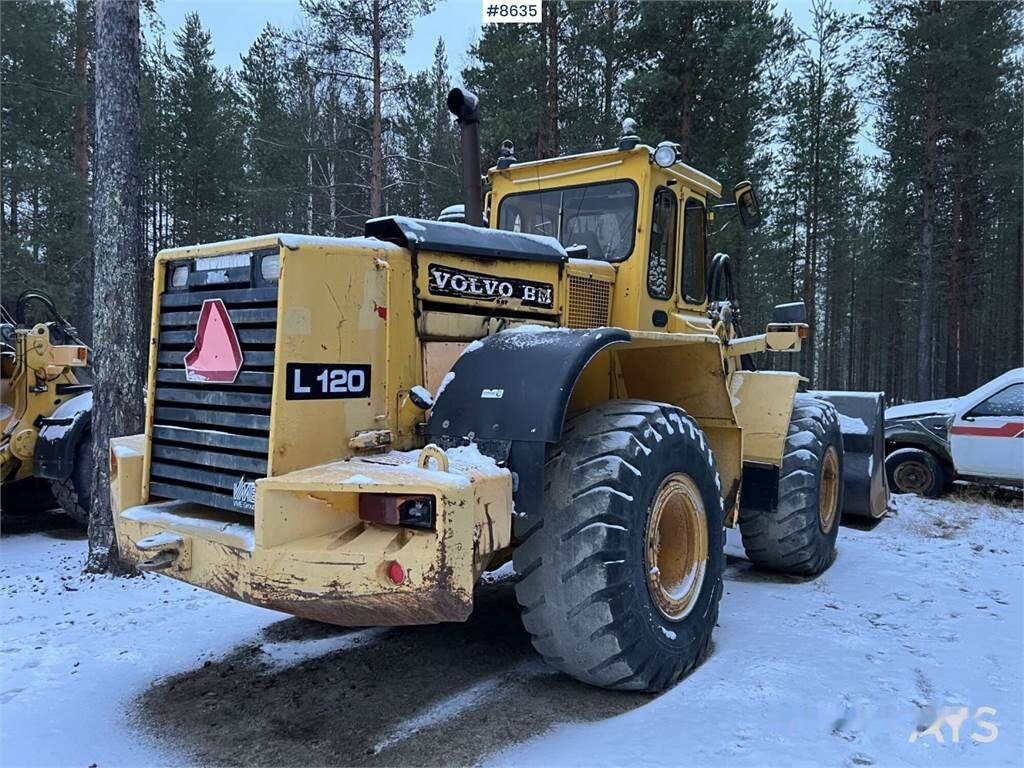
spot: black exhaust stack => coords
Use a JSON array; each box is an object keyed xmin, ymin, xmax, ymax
[{"xmin": 447, "ymin": 87, "xmax": 483, "ymax": 227}]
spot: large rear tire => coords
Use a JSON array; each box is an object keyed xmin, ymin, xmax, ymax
[
  {"xmin": 513, "ymin": 400, "xmax": 725, "ymax": 691},
  {"xmin": 739, "ymin": 394, "xmax": 843, "ymax": 576},
  {"xmin": 49, "ymin": 437, "xmax": 93, "ymax": 527}
]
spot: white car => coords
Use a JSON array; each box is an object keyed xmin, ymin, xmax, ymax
[{"xmin": 883, "ymin": 368, "xmax": 1024, "ymax": 496}]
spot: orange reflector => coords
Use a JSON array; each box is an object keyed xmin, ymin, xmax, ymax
[
  {"xmin": 386, "ymin": 561, "xmax": 406, "ymax": 584},
  {"xmin": 798, "ymin": 326, "xmax": 809, "ymax": 338}
]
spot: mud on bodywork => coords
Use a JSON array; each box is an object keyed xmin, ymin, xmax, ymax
[{"xmin": 111, "ymin": 437, "xmax": 514, "ymax": 627}]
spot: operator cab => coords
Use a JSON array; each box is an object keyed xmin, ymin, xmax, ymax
[{"xmin": 487, "ymin": 121, "xmax": 760, "ymax": 333}]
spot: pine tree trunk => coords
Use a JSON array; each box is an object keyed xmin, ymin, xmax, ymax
[
  {"xmin": 369, "ymin": 0, "xmax": 384, "ymax": 217},
  {"xmin": 804, "ymin": 64, "xmax": 823, "ymax": 385},
  {"xmin": 329, "ymin": 110, "xmax": 338, "ymax": 234},
  {"xmin": 789, "ymin": 198, "xmax": 799, "ymax": 301},
  {"xmin": 306, "ymin": 80, "xmax": 314, "ymax": 234},
  {"xmin": 8, "ymin": 183, "xmax": 17, "ymax": 235},
  {"xmin": 539, "ymin": 0, "xmax": 560, "ymax": 157},
  {"xmin": 677, "ymin": 11, "xmax": 695, "ymax": 163},
  {"xmin": 73, "ymin": 0, "xmax": 90, "ymax": 180},
  {"xmin": 916, "ymin": 4, "xmax": 940, "ymax": 400},
  {"xmin": 31, "ymin": 189, "xmax": 39, "ymax": 260},
  {"xmin": 88, "ymin": 0, "xmax": 144, "ymax": 574},
  {"xmin": 1015, "ymin": 219, "xmax": 1023, "ymax": 373},
  {"xmin": 801, "ymin": 221, "xmax": 814, "ymax": 379},
  {"xmin": 600, "ymin": 1, "xmax": 617, "ymax": 144},
  {"xmin": 946, "ymin": 160, "xmax": 963, "ymax": 395}
]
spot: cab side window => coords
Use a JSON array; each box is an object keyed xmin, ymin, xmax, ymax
[
  {"xmin": 681, "ymin": 198, "xmax": 707, "ymax": 304},
  {"xmin": 968, "ymin": 383, "xmax": 1024, "ymax": 418},
  {"xmin": 647, "ymin": 187, "xmax": 677, "ymax": 300}
]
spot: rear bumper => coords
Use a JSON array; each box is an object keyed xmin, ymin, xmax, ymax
[{"xmin": 110, "ymin": 436, "xmax": 513, "ymax": 625}]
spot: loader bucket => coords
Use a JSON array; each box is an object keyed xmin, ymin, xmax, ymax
[{"xmin": 811, "ymin": 391, "xmax": 890, "ymax": 521}]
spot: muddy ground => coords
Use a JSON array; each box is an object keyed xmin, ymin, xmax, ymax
[
  {"xmin": 137, "ymin": 580, "xmax": 652, "ymax": 767},
  {"xmin": 6, "ymin": 484, "xmax": 1019, "ymax": 767}
]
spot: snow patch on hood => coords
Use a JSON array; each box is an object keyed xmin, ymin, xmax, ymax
[{"xmin": 886, "ymin": 397, "xmax": 958, "ymax": 420}]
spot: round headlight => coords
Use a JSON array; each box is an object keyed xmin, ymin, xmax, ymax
[{"xmin": 653, "ymin": 142, "xmax": 678, "ymax": 168}]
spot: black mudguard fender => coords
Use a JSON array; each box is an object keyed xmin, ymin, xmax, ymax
[
  {"xmin": 811, "ymin": 390, "xmax": 889, "ymax": 521},
  {"xmin": 34, "ymin": 390, "xmax": 92, "ymax": 481},
  {"xmin": 426, "ymin": 327, "xmax": 630, "ymax": 529}
]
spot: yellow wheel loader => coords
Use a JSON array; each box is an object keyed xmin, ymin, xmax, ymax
[
  {"xmin": 108, "ymin": 89, "xmax": 888, "ymax": 691},
  {"xmin": 1, "ymin": 292, "xmax": 93, "ymax": 524}
]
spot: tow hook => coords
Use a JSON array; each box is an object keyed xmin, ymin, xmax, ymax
[{"xmin": 135, "ymin": 531, "xmax": 185, "ymax": 572}]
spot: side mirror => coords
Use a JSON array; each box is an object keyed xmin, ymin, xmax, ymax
[
  {"xmin": 733, "ymin": 181, "xmax": 762, "ymax": 228},
  {"xmin": 771, "ymin": 301, "xmax": 806, "ymax": 325},
  {"xmin": 766, "ymin": 301, "xmax": 808, "ymax": 353}
]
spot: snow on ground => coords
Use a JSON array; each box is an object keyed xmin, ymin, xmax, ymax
[
  {"xmin": 0, "ymin": 528, "xmax": 286, "ymax": 767},
  {"xmin": 493, "ymin": 493, "xmax": 1024, "ymax": 768},
  {"xmin": 1, "ymin": 491, "xmax": 1021, "ymax": 767}
]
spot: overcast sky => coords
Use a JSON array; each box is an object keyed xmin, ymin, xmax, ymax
[
  {"xmin": 153, "ymin": 0, "xmax": 482, "ymax": 75},
  {"xmin": 152, "ymin": 0, "xmax": 874, "ymax": 153},
  {"xmin": 154, "ymin": 0, "xmax": 864, "ymax": 76}
]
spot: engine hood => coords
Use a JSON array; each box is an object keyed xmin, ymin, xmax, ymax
[
  {"xmin": 364, "ymin": 216, "xmax": 567, "ymax": 264},
  {"xmin": 885, "ymin": 397, "xmax": 958, "ymax": 421}
]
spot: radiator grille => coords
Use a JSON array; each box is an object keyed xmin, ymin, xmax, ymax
[
  {"xmin": 566, "ymin": 274, "xmax": 612, "ymax": 329},
  {"xmin": 149, "ymin": 264, "xmax": 278, "ymax": 514}
]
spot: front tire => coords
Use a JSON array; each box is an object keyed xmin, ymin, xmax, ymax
[
  {"xmin": 885, "ymin": 447, "xmax": 945, "ymax": 497},
  {"xmin": 513, "ymin": 400, "xmax": 725, "ymax": 691},
  {"xmin": 739, "ymin": 394, "xmax": 843, "ymax": 576},
  {"xmin": 49, "ymin": 437, "xmax": 93, "ymax": 526}
]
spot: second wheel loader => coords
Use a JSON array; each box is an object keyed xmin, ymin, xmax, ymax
[{"xmin": 1, "ymin": 291, "xmax": 94, "ymax": 524}]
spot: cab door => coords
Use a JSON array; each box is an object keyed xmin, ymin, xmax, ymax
[
  {"xmin": 642, "ymin": 186, "xmax": 679, "ymax": 328},
  {"xmin": 950, "ymin": 382, "xmax": 1024, "ymax": 481},
  {"xmin": 676, "ymin": 195, "xmax": 708, "ymax": 311}
]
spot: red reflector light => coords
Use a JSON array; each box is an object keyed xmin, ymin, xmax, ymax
[
  {"xmin": 386, "ymin": 561, "xmax": 406, "ymax": 584},
  {"xmin": 183, "ymin": 298, "xmax": 244, "ymax": 383},
  {"xmin": 359, "ymin": 494, "xmax": 435, "ymax": 530}
]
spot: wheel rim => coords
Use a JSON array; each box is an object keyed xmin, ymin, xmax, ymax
[
  {"xmin": 819, "ymin": 446, "xmax": 840, "ymax": 533},
  {"xmin": 645, "ymin": 473, "xmax": 708, "ymax": 622},
  {"xmin": 893, "ymin": 459, "xmax": 932, "ymax": 494}
]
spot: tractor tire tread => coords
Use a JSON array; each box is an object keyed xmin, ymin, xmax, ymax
[
  {"xmin": 513, "ymin": 399, "xmax": 725, "ymax": 691},
  {"xmin": 738, "ymin": 395, "xmax": 843, "ymax": 576}
]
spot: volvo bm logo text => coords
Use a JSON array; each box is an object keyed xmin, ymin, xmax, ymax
[{"xmin": 427, "ymin": 263, "xmax": 554, "ymax": 308}]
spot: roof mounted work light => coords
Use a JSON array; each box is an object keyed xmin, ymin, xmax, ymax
[{"xmin": 653, "ymin": 141, "xmax": 680, "ymax": 168}]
